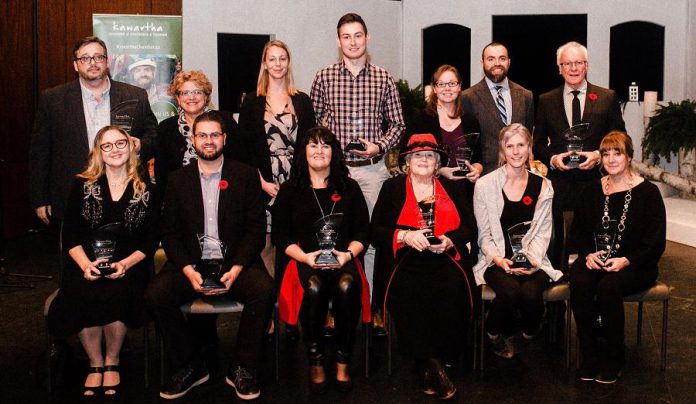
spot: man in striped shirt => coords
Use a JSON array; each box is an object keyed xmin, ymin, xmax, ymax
[{"xmin": 311, "ymin": 13, "xmax": 405, "ymax": 331}]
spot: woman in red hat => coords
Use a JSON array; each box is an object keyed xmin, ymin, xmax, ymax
[{"xmin": 372, "ymin": 133, "xmax": 477, "ymax": 400}]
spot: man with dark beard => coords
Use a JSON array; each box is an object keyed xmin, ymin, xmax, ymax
[
  {"xmin": 30, "ymin": 36, "xmax": 157, "ymax": 227},
  {"xmin": 462, "ymin": 42, "xmax": 534, "ymax": 175},
  {"xmin": 146, "ymin": 111, "xmax": 274, "ymax": 400}
]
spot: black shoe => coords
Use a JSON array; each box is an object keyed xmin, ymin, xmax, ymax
[
  {"xmin": 429, "ymin": 359, "xmax": 456, "ymax": 400},
  {"xmin": 159, "ymin": 363, "xmax": 209, "ymax": 400},
  {"xmin": 577, "ymin": 363, "xmax": 598, "ymax": 381},
  {"xmin": 421, "ymin": 367, "xmax": 436, "ymax": 396},
  {"xmin": 335, "ymin": 378, "xmax": 353, "ymax": 393},
  {"xmin": 595, "ymin": 368, "xmax": 621, "ymax": 384},
  {"xmin": 226, "ymin": 365, "xmax": 261, "ymax": 400}
]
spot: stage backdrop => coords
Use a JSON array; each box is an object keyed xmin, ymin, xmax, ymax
[{"xmin": 93, "ymin": 14, "xmax": 182, "ymax": 123}]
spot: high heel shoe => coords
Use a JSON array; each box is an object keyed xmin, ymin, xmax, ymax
[
  {"xmin": 83, "ymin": 366, "xmax": 103, "ymax": 398},
  {"xmin": 102, "ymin": 365, "xmax": 120, "ymax": 397}
]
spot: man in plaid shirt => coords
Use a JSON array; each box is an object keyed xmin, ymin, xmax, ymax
[{"xmin": 311, "ymin": 13, "xmax": 405, "ymax": 333}]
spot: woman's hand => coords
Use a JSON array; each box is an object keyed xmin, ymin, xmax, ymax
[
  {"xmin": 332, "ymin": 249, "xmax": 352, "ymax": 268},
  {"xmin": 438, "ymin": 167, "xmax": 467, "ymax": 181},
  {"xmin": 428, "ymin": 235, "xmax": 454, "ymax": 254},
  {"xmin": 585, "ymin": 251, "xmax": 606, "ymax": 270},
  {"xmin": 464, "ymin": 162, "xmax": 482, "ymax": 183},
  {"xmin": 260, "ymin": 178, "xmax": 279, "ymax": 198},
  {"xmin": 602, "ymin": 257, "xmax": 630, "ymax": 272},
  {"xmin": 105, "ymin": 261, "xmax": 127, "ymax": 279},
  {"xmin": 302, "ymin": 250, "xmax": 338, "ymax": 270},
  {"xmin": 81, "ymin": 259, "xmax": 107, "ymax": 281},
  {"xmin": 403, "ymin": 229, "xmax": 432, "ymax": 252},
  {"xmin": 492, "ymin": 256, "xmax": 514, "ymax": 272}
]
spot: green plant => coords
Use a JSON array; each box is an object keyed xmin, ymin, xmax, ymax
[
  {"xmin": 643, "ymin": 99, "xmax": 696, "ymax": 164},
  {"xmin": 396, "ymin": 79, "xmax": 426, "ymax": 131}
]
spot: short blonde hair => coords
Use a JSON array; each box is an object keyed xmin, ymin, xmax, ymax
[
  {"xmin": 498, "ymin": 123, "xmax": 534, "ymax": 168},
  {"xmin": 256, "ymin": 40, "xmax": 298, "ymax": 96},
  {"xmin": 169, "ymin": 70, "xmax": 213, "ymax": 108}
]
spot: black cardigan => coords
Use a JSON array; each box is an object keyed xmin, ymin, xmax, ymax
[
  {"xmin": 154, "ymin": 111, "xmax": 247, "ymax": 192},
  {"xmin": 237, "ymin": 92, "xmax": 315, "ymax": 183},
  {"xmin": 402, "ymin": 109, "xmax": 482, "ymax": 164}
]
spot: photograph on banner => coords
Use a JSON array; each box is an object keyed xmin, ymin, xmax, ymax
[{"xmin": 93, "ymin": 14, "xmax": 182, "ymax": 123}]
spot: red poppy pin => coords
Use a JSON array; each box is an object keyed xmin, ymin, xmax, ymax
[
  {"xmin": 331, "ymin": 193, "xmax": 342, "ymax": 202},
  {"xmin": 219, "ymin": 180, "xmax": 229, "ymax": 190},
  {"xmin": 522, "ymin": 196, "xmax": 533, "ymax": 206},
  {"xmin": 588, "ymin": 93, "xmax": 598, "ymax": 101}
]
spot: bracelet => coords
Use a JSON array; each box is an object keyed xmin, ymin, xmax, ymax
[
  {"xmin": 347, "ymin": 250, "xmax": 355, "ymax": 261},
  {"xmin": 400, "ymin": 230, "xmax": 410, "ymax": 244}
]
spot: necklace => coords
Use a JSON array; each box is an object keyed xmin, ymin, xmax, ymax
[
  {"xmin": 411, "ymin": 176, "xmax": 436, "ymax": 227},
  {"xmin": 602, "ymin": 174, "xmax": 634, "ymax": 250},
  {"xmin": 108, "ymin": 176, "xmax": 127, "ymax": 189},
  {"xmin": 311, "ymin": 186, "xmax": 337, "ymax": 220}
]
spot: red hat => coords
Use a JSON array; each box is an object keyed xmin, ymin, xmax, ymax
[{"xmin": 400, "ymin": 133, "xmax": 449, "ymax": 165}]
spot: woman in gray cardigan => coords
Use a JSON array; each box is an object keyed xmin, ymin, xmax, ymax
[{"xmin": 473, "ymin": 123, "xmax": 562, "ymax": 359}]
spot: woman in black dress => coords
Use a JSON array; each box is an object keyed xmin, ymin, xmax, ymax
[
  {"xmin": 239, "ymin": 39, "xmax": 315, "ymax": 274},
  {"xmin": 372, "ymin": 133, "xmax": 477, "ymax": 400},
  {"xmin": 273, "ymin": 127, "xmax": 370, "ymax": 393},
  {"xmin": 570, "ymin": 131, "xmax": 666, "ymax": 384},
  {"xmin": 47, "ymin": 126, "xmax": 159, "ymax": 397},
  {"xmin": 154, "ymin": 70, "xmax": 245, "ymax": 191}
]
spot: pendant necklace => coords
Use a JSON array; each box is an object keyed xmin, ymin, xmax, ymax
[{"xmin": 602, "ymin": 174, "xmax": 634, "ymax": 252}]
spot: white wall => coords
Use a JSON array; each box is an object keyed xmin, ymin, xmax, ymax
[
  {"xmin": 687, "ymin": 0, "xmax": 696, "ymax": 100},
  {"xmin": 402, "ymin": 0, "xmax": 689, "ymax": 102},
  {"xmin": 182, "ymin": 0, "xmax": 403, "ymax": 107}
]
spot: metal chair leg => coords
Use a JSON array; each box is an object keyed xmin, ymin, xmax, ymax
[
  {"xmin": 46, "ymin": 320, "xmax": 53, "ymax": 393},
  {"xmin": 637, "ymin": 301, "xmax": 644, "ymax": 345},
  {"xmin": 479, "ymin": 298, "xmax": 486, "ymax": 370},
  {"xmin": 565, "ymin": 299, "xmax": 571, "ymax": 368},
  {"xmin": 143, "ymin": 324, "xmax": 150, "ymax": 389},
  {"xmin": 661, "ymin": 300, "xmax": 668, "ymax": 371},
  {"xmin": 274, "ymin": 304, "xmax": 280, "ymax": 381},
  {"xmin": 387, "ymin": 312, "xmax": 393, "ymax": 376}
]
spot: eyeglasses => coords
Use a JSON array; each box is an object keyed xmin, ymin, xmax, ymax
[
  {"xmin": 194, "ymin": 132, "xmax": 223, "ymax": 140},
  {"xmin": 74, "ymin": 55, "xmax": 107, "ymax": 64},
  {"xmin": 99, "ymin": 139, "xmax": 129, "ymax": 152},
  {"xmin": 559, "ymin": 61, "xmax": 587, "ymax": 70},
  {"xmin": 176, "ymin": 89, "xmax": 206, "ymax": 97},
  {"xmin": 435, "ymin": 81, "xmax": 460, "ymax": 89}
]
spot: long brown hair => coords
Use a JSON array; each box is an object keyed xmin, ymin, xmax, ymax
[
  {"xmin": 256, "ymin": 40, "xmax": 298, "ymax": 96},
  {"xmin": 79, "ymin": 125, "xmax": 145, "ymax": 198},
  {"xmin": 426, "ymin": 64, "xmax": 463, "ymax": 118}
]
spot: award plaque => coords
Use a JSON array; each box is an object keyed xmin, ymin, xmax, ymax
[
  {"xmin": 507, "ymin": 221, "xmax": 533, "ymax": 269},
  {"xmin": 561, "ymin": 123, "xmax": 591, "ymax": 168},
  {"xmin": 91, "ymin": 222, "xmax": 123, "ymax": 276},
  {"xmin": 594, "ymin": 220, "xmax": 618, "ymax": 263},
  {"xmin": 452, "ymin": 132, "xmax": 480, "ymax": 176},
  {"xmin": 196, "ymin": 234, "xmax": 228, "ymax": 289},
  {"xmin": 417, "ymin": 196, "xmax": 442, "ymax": 245},
  {"xmin": 314, "ymin": 213, "xmax": 344, "ymax": 267}
]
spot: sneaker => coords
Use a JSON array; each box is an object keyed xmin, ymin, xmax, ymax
[
  {"xmin": 226, "ymin": 365, "xmax": 261, "ymax": 400},
  {"xmin": 159, "ymin": 363, "xmax": 209, "ymax": 400},
  {"xmin": 488, "ymin": 334, "xmax": 514, "ymax": 359}
]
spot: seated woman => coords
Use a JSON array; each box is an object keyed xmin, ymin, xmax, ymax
[
  {"xmin": 570, "ymin": 131, "xmax": 665, "ymax": 384},
  {"xmin": 372, "ymin": 133, "xmax": 477, "ymax": 400},
  {"xmin": 273, "ymin": 127, "xmax": 371, "ymax": 394},
  {"xmin": 47, "ymin": 125, "xmax": 160, "ymax": 397},
  {"xmin": 473, "ymin": 123, "xmax": 562, "ymax": 359}
]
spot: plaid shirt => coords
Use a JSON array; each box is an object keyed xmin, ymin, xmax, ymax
[{"xmin": 311, "ymin": 61, "xmax": 405, "ymax": 161}]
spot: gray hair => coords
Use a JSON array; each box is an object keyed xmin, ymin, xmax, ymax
[{"xmin": 556, "ymin": 41, "xmax": 588, "ymax": 65}]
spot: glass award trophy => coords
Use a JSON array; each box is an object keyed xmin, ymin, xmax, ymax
[
  {"xmin": 91, "ymin": 222, "xmax": 123, "ymax": 276},
  {"xmin": 314, "ymin": 213, "xmax": 344, "ymax": 267},
  {"xmin": 453, "ymin": 132, "xmax": 480, "ymax": 176},
  {"xmin": 507, "ymin": 221, "xmax": 533, "ymax": 268},
  {"xmin": 417, "ymin": 195, "xmax": 442, "ymax": 245},
  {"xmin": 594, "ymin": 220, "xmax": 618, "ymax": 263},
  {"xmin": 110, "ymin": 100, "xmax": 139, "ymax": 133},
  {"xmin": 561, "ymin": 123, "xmax": 591, "ymax": 168},
  {"xmin": 196, "ymin": 234, "xmax": 228, "ymax": 290}
]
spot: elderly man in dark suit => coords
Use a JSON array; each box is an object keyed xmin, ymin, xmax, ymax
[
  {"xmin": 533, "ymin": 41, "xmax": 626, "ymax": 266},
  {"xmin": 145, "ymin": 111, "xmax": 274, "ymax": 401},
  {"xmin": 462, "ymin": 42, "xmax": 534, "ymax": 175},
  {"xmin": 30, "ymin": 36, "xmax": 157, "ymax": 226}
]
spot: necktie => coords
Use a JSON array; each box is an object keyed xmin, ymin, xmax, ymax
[
  {"xmin": 571, "ymin": 90, "xmax": 581, "ymax": 126},
  {"xmin": 495, "ymin": 86, "xmax": 508, "ymax": 125}
]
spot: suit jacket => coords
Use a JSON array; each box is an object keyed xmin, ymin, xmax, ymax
[
  {"xmin": 237, "ymin": 92, "xmax": 315, "ymax": 182},
  {"xmin": 160, "ymin": 159, "xmax": 266, "ymax": 272},
  {"xmin": 461, "ymin": 79, "xmax": 534, "ymax": 175},
  {"xmin": 533, "ymin": 82, "xmax": 626, "ymax": 209},
  {"xmin": 154, "ymin": 111, "xmax": 247, "ymax": 193},
  {"xmin": 30, "ymin": 79, "xmax": 157, "ymax": 219}
]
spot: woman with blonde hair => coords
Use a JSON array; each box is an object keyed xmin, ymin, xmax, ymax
[
  {"xmin": 238, "ymin": 39, "xmax": 315, "ymax": 277},
  {"xmin": 47, "ymin": 125, "xmax": 160, "ymax": 397}
]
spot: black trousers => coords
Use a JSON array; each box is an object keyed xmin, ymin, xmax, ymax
[
  {"xmin": 145, "ymin": 263, "xmax": 275, "ymax": 376},
  {"xmin": 297, "ymin": 262, "xmax": 361, "ymax": 365},
  {"xmin": 484, "ymin": 265, "xmax": 550, "ymax": 337},
  {"xmin": 570, "ymin": 261, "xmax": 655, "ymax": 369}
]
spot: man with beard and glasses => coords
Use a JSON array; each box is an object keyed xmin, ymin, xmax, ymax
[
  {"xmin": 30, "ymin": 36, "xmax": 157, "ymax": 229},
  {"xmin": 145, "ymin": 111, "xmax": 274, "ymax": 401},
  {"xmin": 462, "ymin": 42, "xmax": 534, "ymax": 175}
]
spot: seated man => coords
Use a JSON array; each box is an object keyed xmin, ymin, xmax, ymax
[{"xmin": 146, "ymin": 111, "xmax": 274, "ymax": 400}]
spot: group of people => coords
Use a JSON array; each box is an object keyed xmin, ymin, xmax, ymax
[{"xmin": 30, "ymin": 12, "xmax": 666, "ymax": 401}]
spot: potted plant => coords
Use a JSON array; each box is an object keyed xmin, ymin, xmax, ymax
[{"xmin": 643, "ymin": 99, "xmax": 696, "ymax": 198}]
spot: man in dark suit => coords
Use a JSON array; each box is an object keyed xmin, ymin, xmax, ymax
[
  {"xmin": 462, "ymin": 42, "xmax": 534, "ymax": 175},
  {"xmin": 30, "ymin": 36, "xmax": 157, "ymax": 226},
  {"xmin": 145, "ymin": 111, "xmax": 274, "ymax": 401},
  {"xmin": 534, "ymin": 41, "xmax": 626, "ymax": 266}
]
